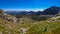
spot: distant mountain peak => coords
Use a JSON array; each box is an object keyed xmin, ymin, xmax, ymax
[
  {"xmin": 50, "ymin": 6, "xmax": 60, "ymax": 9},
  {"xmin": 42, "ymin": 6, "xmax": 60, "ymax": 15},
  {"xmin": 50, "ymin": 6, "xmax": 57, "ymax": 8}
]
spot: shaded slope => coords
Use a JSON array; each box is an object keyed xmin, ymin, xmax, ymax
[{"xmin": 42, "ymin": 6, "xmax": 60, "ymax": 15}]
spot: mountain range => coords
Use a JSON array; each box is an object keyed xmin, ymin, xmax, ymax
[
  {"xmin": 0, "ymin": 6, "xmax": 60, "ymax": 34},
  {"xmin": 5, "ymin": 6, "xmax": 60, "ymax": 16},
  {"xmin": 4, "ymin": 6, "xmax": 60, "ymax": 21},
  {"xmin": 0, "ymin": 6, "xmax": 60, "ymax": 22}
]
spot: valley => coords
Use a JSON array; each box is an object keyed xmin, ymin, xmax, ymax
[{"xmin": 0, "ymin": 6, "xmax": 60, "ymax": 34}]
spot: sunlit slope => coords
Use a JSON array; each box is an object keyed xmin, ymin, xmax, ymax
[
  {"xmin": 26, "ymin": 16, "xmax": 60, "ymax": 34},
  {"xmin": 0, "ymin": 16, "xmax": 35, "ymax": 34}
]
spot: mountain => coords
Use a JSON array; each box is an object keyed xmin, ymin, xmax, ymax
[
  {"xmin": 0, "ymin": 9, "xmax": 4, "ymax": 14},
  {"xmin": 42, "ymin": 6, "xmax": 60, "ymax": 15},
  {"xmin": 36, "ymin": 11, "xmax": 42, "ymax": 15},
  {"xmin": 5, "ymin": 6, "xmax": 60, "ymax": 16},
  {"xmin": 4, "ymin": 6, "xmax": 60, "ymax": 21},
  {"xmin": 0, "ymin": 6, "xmax": 60, "ymax": 34},
  {"xmin": 0, "ymin": 9, "xmax": 18, "ymax": 23}
]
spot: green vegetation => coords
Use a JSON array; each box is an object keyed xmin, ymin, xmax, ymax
[
  {"xmin": 26, "ymin": 17, "xmax": 60, "ymax": 34},
  {"xmin": 0, "ymin": 17, "xmax": 34, "ymax": 34},
  {"xmin": 0, "ymin": 16, "xmax": 60, "ymax": 34},
  {"xmin": 0, "ymin": 9, "xmax": 60, "ymax": 34}
]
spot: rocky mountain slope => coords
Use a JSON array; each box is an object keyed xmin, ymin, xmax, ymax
[
  {"xmin": 5, "ymin": 6, "xmax": 60, "ymax": 21},
  {"xmin": 0, "ymin": 9, "xmax": 34, "ymax": 34},
  {"xmin": 42, "ymin": 6, "xmax": 60, "ymax": 15},
  {"xmin": 0, "ymin": 9, "xmax": 17, "ymax": 23},
  {"xmin": 0, "ymin": 6, "xmax": 60, "ymax": 34}
]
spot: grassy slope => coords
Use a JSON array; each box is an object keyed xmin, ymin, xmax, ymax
[
  {"xmin": 26, "ymin": 16, "xmax": 60, "ymax": 34},
  {"xmin": 0, "ymin": 15, "xmax": 60, "ymax": 34},
  {"xmin": 0, "ymin": 17, "xmax": 34, "ymax": 34}
]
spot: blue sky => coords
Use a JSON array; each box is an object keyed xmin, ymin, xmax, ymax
[{"xmin": 0, "ymin": 0, "xmax": 60, "ymax": 11}]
